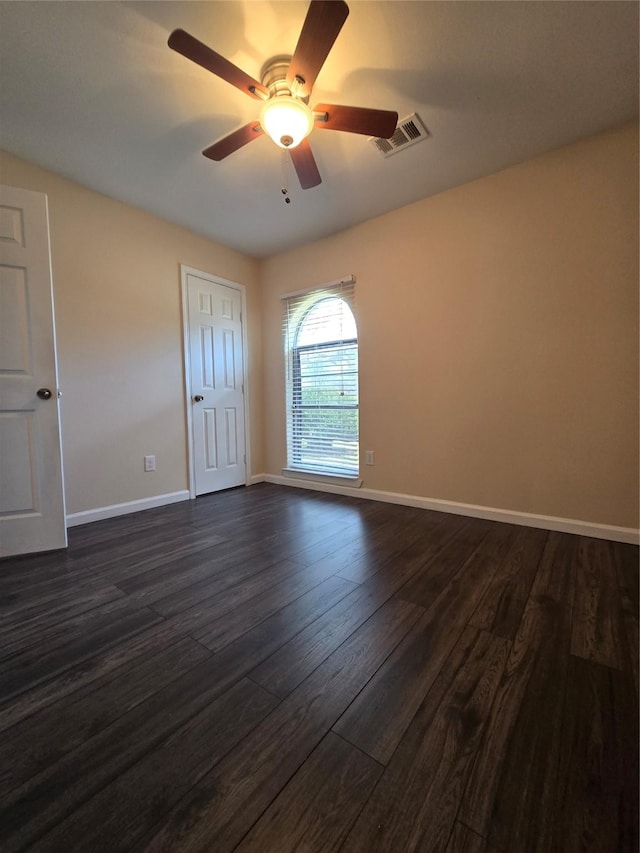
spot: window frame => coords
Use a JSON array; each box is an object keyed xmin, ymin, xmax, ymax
[{"xmin": 283, "ymin": 286, "xmax": 359, "ymax": 480}]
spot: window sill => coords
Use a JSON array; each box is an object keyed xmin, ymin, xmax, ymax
[{"xmin": 282, "ymin": 468, "xmax": 362, "ymax": 488}]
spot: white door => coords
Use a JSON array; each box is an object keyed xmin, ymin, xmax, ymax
[
  {"xmin": 184, "ymin": 269, "xmax": 246, "ymax": 496},
  {"xmin": 0, "ymin": 185, "xmax": 66, "ymax": 557}
]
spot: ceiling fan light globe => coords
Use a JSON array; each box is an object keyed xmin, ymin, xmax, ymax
[{"xmin": 260, "ymin": 96, "xmax": 314, "ymax": 149}]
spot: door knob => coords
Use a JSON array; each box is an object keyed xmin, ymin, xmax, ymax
[
  {"xmin": 37, "ymin": 388, "xmax": 52, "ymax": 400},
  {"xmin": 193, "ymin": 395, "xmax": 204, "ymax": 402}
]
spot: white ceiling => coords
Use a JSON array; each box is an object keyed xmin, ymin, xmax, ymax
[{"xmin": 0, "ymin": 1, "xmax": 637, "ymax": 258}]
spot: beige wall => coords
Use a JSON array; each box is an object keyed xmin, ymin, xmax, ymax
[
  {"xmin": 0, "ymin": 150, "xmax": 263, "ymax": 514},
  {"xmin": 261, "ymin": 122, "xmax": 639, "ymax": 529}
]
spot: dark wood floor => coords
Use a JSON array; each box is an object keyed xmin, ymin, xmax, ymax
[{"xmin": 0, "ymin": 484, "xmax": 637, "ymax": 852}]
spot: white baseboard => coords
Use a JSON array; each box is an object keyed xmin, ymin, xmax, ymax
[
  {"xmin": 66, "ymin": 490, "xmax": 191, "ymax": 527},
  {"xmin": 65, "ymin": 477, "xmax": 639, "ymax": 545},
  {"xmin": 257, "ymin": 474, "xmax": 639, "ymax": 545}
]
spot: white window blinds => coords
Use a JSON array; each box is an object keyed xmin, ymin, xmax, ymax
[{"xmin": 282, "ymin": 278, "xmax": 359, "ymax": 477}]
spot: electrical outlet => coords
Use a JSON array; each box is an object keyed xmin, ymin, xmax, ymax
[
  {"xmin": 365, "ymin": 450, "xmax": 375, "ymax": 465},
  {"xmin": 144, "ymin": 455, "xmax": 156, "ymax": 472}
]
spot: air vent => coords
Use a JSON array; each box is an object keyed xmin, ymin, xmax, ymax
[{"xmin": 370, "ymin": 112, "xmax": 430, "ymax": 158}]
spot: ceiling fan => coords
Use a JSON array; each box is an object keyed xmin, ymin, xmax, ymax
[{"xmin": 168, "ymin": 0, "xmax": 398, "ymax": 189}]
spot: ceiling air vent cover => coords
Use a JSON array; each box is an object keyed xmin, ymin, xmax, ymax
[{"xmin": 370, "ymin": 112, "xmax": 430, "ymax": 158}]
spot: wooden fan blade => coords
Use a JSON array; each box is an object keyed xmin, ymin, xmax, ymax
[
  {"xmin": 168, "ymin": 29, "xmax": 268, "ymax": 100},
  {"xmin": 289, "ymin": 139, "xmax": 322, "ymax": 189},
  {"xmin": 314, "ymin": 103, "xmax": 398, "ymax": 138},
  {"xmin": 286, "ymin": 1, "xmax": 349, "ymax": 97},
  {"xmin": 202, "ymin": 122, "xmax": 264, "ymax": 161}
]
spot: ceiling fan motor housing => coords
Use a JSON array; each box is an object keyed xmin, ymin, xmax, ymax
[{"xmin": 261, "ymin": 56, "xmax": 298, "ymax": 97}]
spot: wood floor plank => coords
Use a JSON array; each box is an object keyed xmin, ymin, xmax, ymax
[
  {"xmin": 396, "ymin": 516, "xmax": 491, "ymax": 607},
  {"xmin": 0, "ymin": 636, "xmax": 210, "ymax": 798},
  {"xmin": 330, "ymin": 529, "xmax": 429, "ymax": 585},
  {"xmin": 256, "ymin": 511, "xmax": 372, "ymax": 564},
  {"xmin": 445, "ymin": 822, "xmax": 489, "ymax": 853},
  {"xmin": 271, "ymin": 513, "xmax": 377, "ymax": 571},
  {"xmin": 334, "ymin": 523, "xmax": 513, "ymax": 764},
  {"xmin": 0, "ymin": 531, "xmax": 216, "ymax": 604},
  {"xmin": 0, "ymin": 594, "xmax": 147, "ymax": 662},
  {"xmin": 0, "ymin": 575, "xmax": 123, "ymax": 626},
  {"xmin": 459, "ymin": 531, "xmax": 577, "ymax": 852},
  {"xmin": 31, "ymin": 678, "xmax": 278, "ymax": 853},
  {"xmin": 614, "ymin": 542, "xmax": 639, "ymax": 694},
  {"xmin": 59, "ymin": 529, "xmax": 228, "ymax": 588},
  {"xmin": 469, "ymin": 524, "xmax": 547, "ymax": 639},
  {"xmin": 66, "ymin": 525, "xmax": 227, "ymax": 576},
  {"xmin": 212, "ymin": 573, "xmax": 370, "ymax": 675},
  {"xmin": 149, "ymin": 555, "xmax": 304, "ymax": 617},
  {"xmin": 235, "ymin": 732, "xmax": 382, "ymax": 853},
  {"xmin": 328, "ymin": 523, "xmax": 428, "ymax": 584},
  {"xmin": 0, "ymin": 585, "xmax": 125, "ymax": 656},
  {"xmin": 554, "ymin": 656, "xmax": 638, "ymax": 853},
  {"xmin": 0, "ymin": 549, "xmax": 73, "ymax": 591},
  {"xmin": 0, "ymin": 618, "xmax": 188, "ymax": 733},
  {"xmin": 138, "ymin": 597, "xmax": 423, "ymax": 852},
  {"xmin": 115, "ymin": 536, "xmax": 281, "ymax": 597},
  {"xmin": 283, "ymin": 513, "xmax": 387, "ymax": 569},
  {"xmin": 248, "ymin": 527, "xmax": 444, "ymax": 699},
  {"xmin": 0, "ymin": 582, "xmax": 127, "ymax": 648},
  {"xmin": 0, "ymin": 603, "xmax": 162, "ymax": 702},
  {"xmin": 67, "ymin": 510, "xmax": 195, "ymax": 553},
  {"xmin": 571, "ymin": 536, "xmax": 626, "ymax": 669},
  {"xmin": 248, "ymin": 582, "xmax": 393, "ymax": 698},
  {"xmin": 335, "ymin": 510, "xmax": 461, "ymax": 586},
  {"xmin": 340, "ymin": 626, "xmax": 509, "ymax": 853},
  {"xmin": 192, "ymin": 563, "xmax": 357, "ymax": 652},
  {"xmin": 152, "ymin": 559, "xmax": 304, "ymax": 641}
]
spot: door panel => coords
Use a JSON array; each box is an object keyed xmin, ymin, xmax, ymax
[
  {"xmin": 186, "ymin": 272, "xmax": 246, "ymax": 496},
  {"xmin": 0, "ymin": 185, "xmax": 67, "ymax": 557}
]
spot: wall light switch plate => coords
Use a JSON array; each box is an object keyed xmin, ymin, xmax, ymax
[
  {"xmin": 365, "ymin": 450, "xmax": 375, "ymax": 465},
  {"xmin": 144, "ymin": 455, "xmax": 156, "ymax": 472}
]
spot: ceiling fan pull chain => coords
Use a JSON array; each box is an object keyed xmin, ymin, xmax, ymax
[{"xmin": 281, "ymin": 151, "xmax": 292, "ymax": 204}]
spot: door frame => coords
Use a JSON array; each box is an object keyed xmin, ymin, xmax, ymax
[{"xmin": 180, "ymin": 265, "xmax": 251, "ymax": 499}]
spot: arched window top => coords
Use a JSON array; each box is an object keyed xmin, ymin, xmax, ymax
[{"xmin": 295, "ymin": 296, "xmax": 357, "ymax": 348}]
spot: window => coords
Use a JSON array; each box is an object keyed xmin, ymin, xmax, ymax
[{"xmin": 283, "ymin": 280, "xmax": 358, "ymax": 477}]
